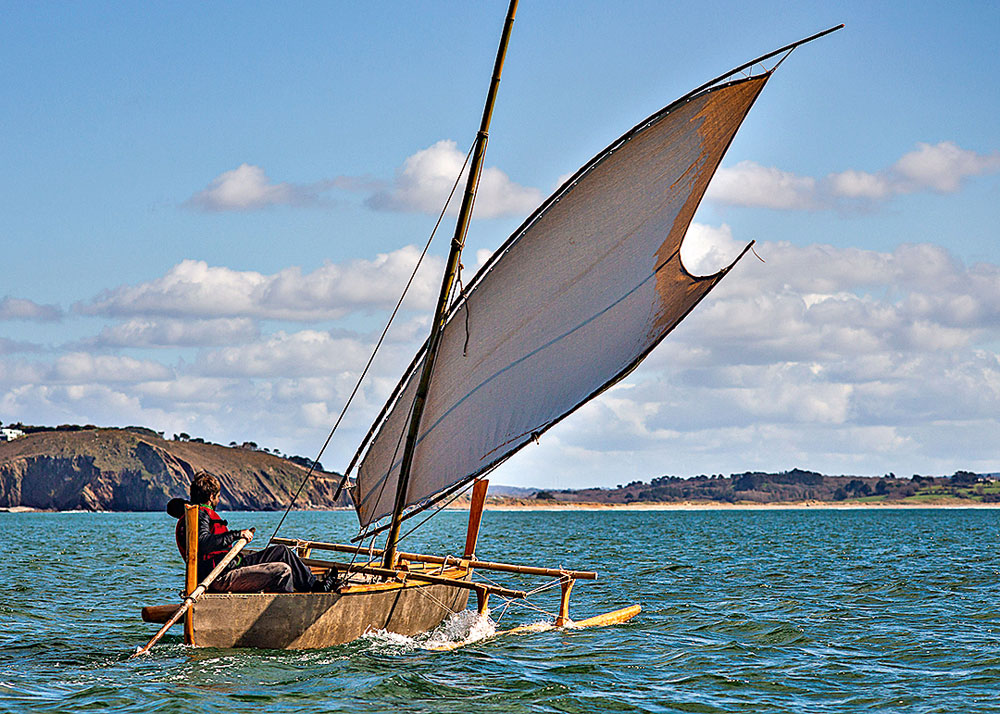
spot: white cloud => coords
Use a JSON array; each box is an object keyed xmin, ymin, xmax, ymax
[
  {"xmin": 891, "ymin": 141, "xmax": 1000, "ymax": 193},
  {"xmin": 366, "ymin": 140, "xmax": 542, "ymax": 219},
  {"xmin": 88, "ymin": 318, "xmax": 260, "ymax": 348},
  {"xmin": 0, "ymin": 296, "xmax": 62, "ymax": 322},
  {"xmin": 826, "ymin": 169, "xmax": 892, "ymax": 200},
  {"xmin": 186, "ymin": 142, "xmax": 543, "ymax": 219},
  {"xmin": 187, "ymin": 164, "xmax": 321, "ymax": 211},
  {"xmin": 706, "ymin": 160, "xmax": 819, "ymax": 209},
  {"xmin": 50, "ymin": 353, "xmax": 173, "ymax": 383},
  {"xmin": 195, "ymin": 330, "xmax": 369, "ymax": 378},
  {"xmin": 707, "ymin": 141, "xmax": 1000, "ymax": 211},
  {"xmin": 75, "ymin": 247, "xmax": 442, "ymax": 321},
  {"xmin": 680, "ymin": 222, "xmax": 748, "ymax": 276}
]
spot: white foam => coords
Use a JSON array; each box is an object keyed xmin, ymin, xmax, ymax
[
  {"xmin": 422, "ymin": 609, "xmax": 497, "ymax": 649},
  {"xmin": 359, "ymin": 628, "xmax": 418, "ymax": 653}
]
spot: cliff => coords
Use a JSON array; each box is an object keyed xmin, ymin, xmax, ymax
[{"xmin": 0, "ymin": 428, "xmax": 350, "ymax": 511}]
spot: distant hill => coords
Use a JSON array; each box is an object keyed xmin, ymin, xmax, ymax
[
  {"xmin": 0, "ymin": 427, "xmax": 350, "ymax": 511},
  {"xmin": 521, "ymin": 468, "xmax": 1000, "ymax": 506},
  {"xmin": 488, "ymin": 485, "xmax": 539, "ymax": 498}
]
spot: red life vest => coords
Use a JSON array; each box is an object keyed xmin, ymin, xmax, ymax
[{"xmin": 174, "ymin": 505, "xmax": 231, "ymax": 569}]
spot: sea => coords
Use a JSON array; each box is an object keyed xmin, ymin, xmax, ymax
[{"xmin": 2, "ymin": 508, "xmax": 999, "ymax": 713}]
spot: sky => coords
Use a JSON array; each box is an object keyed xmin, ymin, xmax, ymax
[{"xmin": 1, "ymin": 1, "xmax": 998, "ymax": 489}]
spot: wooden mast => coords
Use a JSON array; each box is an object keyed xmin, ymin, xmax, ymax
[{"xmin": 382, "ymin": 0, "xmax": 519, "ymax": 570}]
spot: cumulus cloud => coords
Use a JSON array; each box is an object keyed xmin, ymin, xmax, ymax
[
  {"xmin": 50, "ymin": 353, "xmax": 173, "ymax": 383},
  {"xmin": 187, "ymin": 164, "xmax": 324, "ymax": 211},
  {"xmin": 707, "ymin": 141, "xmax": 1000, "ymax": 210},
  {"xmin": 195, "ymin": 329, "xmax": 370, "ymax": 378},
  {"xmin": 706, "ymin": 161, "xmax": 819, "ymax": 210},
  {"xmin": 366, "ymin": 140, "xmax": 542, "ymax": 219},
  {"xmin": 680, "ymin": 222, "xmax": 749, "ymax": 276},
  {"xmin": 891, "ymin": 141, "xmax": 1000, "ymax": 193},
  {"xmin": 75, "ymin": 246, "xmax": 442, "ymax": 321},
  {"xmin": 0, "ymin": 296, "xmax": 62, "ymax": 322},
  {"xmin": 87, "ymin": 318, "xmax": 260, "ymax": 348},
  {"xmin": 186, "ymin": 142, "xmax": 542, "ymax": 218}
]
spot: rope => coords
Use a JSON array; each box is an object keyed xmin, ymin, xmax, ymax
[
  {"xmin": 408, "ymin": 578, "xmax": 464, "ymax": 616},
  {"xmin": 457, "ymin": 269, "xmax": 471, "ymax": 356},
  {"xmin": 268, "ymin": 140, "xmax": 476, "ymax": 544}
]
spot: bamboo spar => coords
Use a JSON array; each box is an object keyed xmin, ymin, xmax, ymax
[
  {"xmin": 273, "ymin": 537, "xmax": 597, "ymax": 580},
  {"xmin": 381, "ymin": 0, "xmax": 519, "ymax": 569}
]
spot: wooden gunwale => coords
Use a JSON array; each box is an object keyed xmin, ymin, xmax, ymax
[
  {"xmin": 140, "ymin": 571, "xmax": 469, "ymax": 626},
  {"xmin": 273, "ymin": 537, "xmax": 598, "ymax": 580}
]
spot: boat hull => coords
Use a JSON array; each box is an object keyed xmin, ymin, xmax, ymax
[{"xmin": 145, "ymin": 582, "xmax": 470, "ymax": 649}]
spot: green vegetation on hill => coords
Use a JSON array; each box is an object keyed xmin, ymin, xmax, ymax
[{"xmin": 527, "ymin": 468, "xmax": 999, "ymax": 506}]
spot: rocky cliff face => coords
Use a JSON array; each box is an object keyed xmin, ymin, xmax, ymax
[{"xmin": 0, "ymin": 428, "xmax": 351, "ymax": 511}]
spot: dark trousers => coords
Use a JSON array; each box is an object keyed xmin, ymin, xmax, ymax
[{"xmin": 210, "ymin": 544, "xmax": 317, "ymax": 593}]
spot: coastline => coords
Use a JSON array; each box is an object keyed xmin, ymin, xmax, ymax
[
  {"xmin": 473, "ymin": 500, "xmax": 1000, "ymax": 512},
  {"xmin": 5, "ymin": 501, "xmax": 998, "ymax": 514}
]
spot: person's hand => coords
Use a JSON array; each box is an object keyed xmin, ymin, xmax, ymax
[{"xmin": 240, "ymin": 528, "xmax": 254, "ymax": 542}]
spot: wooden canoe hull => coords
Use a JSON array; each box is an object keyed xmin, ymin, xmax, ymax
[{"xmin": 143, "ymin": 581, "xmax": 469, "ymax": 649}]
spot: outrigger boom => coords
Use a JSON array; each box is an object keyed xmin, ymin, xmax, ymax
[{"xmin": 272, "ymin": 538, "xmax": 598, "ymax": 581}]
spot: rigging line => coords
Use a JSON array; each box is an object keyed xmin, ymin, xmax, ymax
[
  {"xmin": 525, "ymin": 579, "xmax": 565, "ymax": 596},
  {"xmin": 493, "ymin": 598, "xmax": 514, "ymax": 623},
  {"xmin": 768, "ymin": 46, "xmax": 796, "ymax": 74},
  {"xmin": 267, "ymin": 142, "xmax": 476, "ymax": 545},
  {"xmin": 341, "ymin": 528, "xmax": 380, "ymax": 580},
  {"xmin": 409, "ymin": 580, "xmax": 464, "ymax": 617},
  {"xmin": 508, "ymin": 597, "xmax": 557, "ymax": 620}
]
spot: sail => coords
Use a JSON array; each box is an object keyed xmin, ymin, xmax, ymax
[{"xmin": 351, "ymin": 74, "xmax": 769, "ymax": 527}]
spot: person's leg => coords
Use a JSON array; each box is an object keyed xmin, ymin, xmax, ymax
[
  {"xmin": 210, "ymin": 562, "xmax": 294, "ymax": 593},
  {"xmin": 240, "ymin": 544, "xmax": 317, "ymax": 591}
]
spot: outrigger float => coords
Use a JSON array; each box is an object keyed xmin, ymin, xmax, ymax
[{"xmin": 137, "ymin": 1, "xmax": 840, "ymax": 652}]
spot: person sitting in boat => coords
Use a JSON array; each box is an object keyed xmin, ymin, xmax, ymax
[{"xmin": 167, "ymin": 472, "xmax": 338, "ymax": 594}]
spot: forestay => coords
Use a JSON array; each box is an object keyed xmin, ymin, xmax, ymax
[{"xmin": 352, "ymin": 74, "xmax": 769, "ymax": 527}]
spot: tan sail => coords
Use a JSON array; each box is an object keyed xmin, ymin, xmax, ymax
[{"xmin": 353, "ymin": 75, "xmax": 768, "ymax": 527}]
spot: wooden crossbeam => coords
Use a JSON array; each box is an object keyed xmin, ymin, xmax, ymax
[{"xmin": 273, "ymin": 537, "xmax": 597, "ymax": 580}]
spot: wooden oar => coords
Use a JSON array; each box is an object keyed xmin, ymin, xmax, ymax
[{"xmin": 132, "ymin": 533, "xmax": 251, "ymax": 657}]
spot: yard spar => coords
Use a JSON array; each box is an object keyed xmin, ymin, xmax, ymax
[{"xmin": 139, "ymin": 3, "xmax": 843, "ymax": 650}]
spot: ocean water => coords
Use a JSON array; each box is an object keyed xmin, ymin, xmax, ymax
[{"xmin": 2, "ymin": 508, "xmax": 999, "ymax": 713}]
